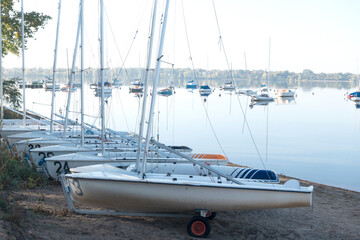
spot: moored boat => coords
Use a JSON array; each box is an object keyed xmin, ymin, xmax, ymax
[
  {"xmin": 129, "ymin": 79, "xmax": 144, "ymax": 93},
  {"xmin": 220, "ymin": 81, "xmax": 236, "ymax": 91},
  {"xmin": 185, "ymin": 80, "xmax": 197, "ymax": 89},
  {"xmin": 157, "ymin": 88, "xmax": 173, "ymax": 96},
  {"xmin": 251, "ymin": 93, "xmax": 275, "ymax": 102},
  {"xmin": 347, "ymin": 91, "xmax": 360, "ymax": 101},
  {"xmin": 274, "ymin": 89, "xmax": 296, "ymax": 97}
]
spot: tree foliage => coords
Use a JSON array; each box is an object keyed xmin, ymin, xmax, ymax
[
  {"xmin": 2, "ymin": 0, "xmax": 51, "ymax": 56},
  {"xmin": 3, "ymin": 78, "xmax": 21, "ymax": 108},
  {"xmin": 1, "ymin": 0, "xmax": 51, "ymax": 110}
]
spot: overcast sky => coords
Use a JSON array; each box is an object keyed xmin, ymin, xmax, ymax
[{"xmin": 3, "ymin": 0, "xmax": 360, "ymax": 74}]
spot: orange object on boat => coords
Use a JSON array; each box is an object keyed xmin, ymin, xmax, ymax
[{"xmin": 188, "ymin": 153, "xmax": 228, "ymax": 160}]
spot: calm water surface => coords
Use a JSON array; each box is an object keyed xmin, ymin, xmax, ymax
[{"xmin": 25, "ymin": 86, "xmax": 360, "ymax": 192}]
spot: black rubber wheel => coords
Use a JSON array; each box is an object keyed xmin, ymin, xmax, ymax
[
  {"xmin": 205, "ymin": 211, "xmax": 217, "ymax": 220},
  {"xmin": 187, "ymin": 216, "xmax": 211, "ymax": 238}
]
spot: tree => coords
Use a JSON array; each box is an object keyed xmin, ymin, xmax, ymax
[
  {"xmin": 3, "ymin": 78, "xmax": 21, "ymax": 108},
  {"xmin": 1, "ymin": 0, "xmax": 51, "ymax": 110},
  {"xmin": 2, "ymin": 0, "xmax": 51, "ymax": 56}
]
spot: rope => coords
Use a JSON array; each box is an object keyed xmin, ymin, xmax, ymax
[
  {"xmin": 181, "ymin": 0, "xmax": 228, "ymax": 160},
  {"xmin": 114, "ymin": 29, "xmax": 138, "ymax": 81},
  {"xmin": 210, "ymin": 0, "xmax": 273, "ymax": 182}
]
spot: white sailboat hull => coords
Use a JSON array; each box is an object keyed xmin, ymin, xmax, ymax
[
  {"xmin": 31, "ymin": 146, "xmax": 136, "ymax": 166},
  {"xmin": 46, "ymin": 152, "xmax": 228, "ymax": 180},
  {"xmin": 15, "ymin": 139, "xmax": 72, "ymax": 154},
  {"xmin": 6, "ymin": 131, "xmax": 63, "ymax": 145},
  {"xmin": 71, "ymin": 162, "xmax": 280, "ymax": 182},
  {"xmin": 0, "ymin": 127, "xmax": 44, "ymax": 139},
  {"xmin": 65, "ymin": 172, "xmax": 312, "ymax": 213}
]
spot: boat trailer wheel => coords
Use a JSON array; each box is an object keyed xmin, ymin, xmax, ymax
[{"xmin": 187, "ymin": 216, "xmax": 211, "ymax": 238}]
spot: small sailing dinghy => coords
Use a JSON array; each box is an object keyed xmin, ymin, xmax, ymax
[
  {"xmin": 62, "ymin": 156, "xmax": 312, "ymax": 238},
  {"xmin": 69, "ymin": 162, "xmax": 280, "ymax": 183},
  {"xmin": 45, "ymin": 151, "xmax": 228, "ymax": 180}
]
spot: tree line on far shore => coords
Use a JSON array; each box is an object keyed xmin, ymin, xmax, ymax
[{"xmin": 3, "ymin": 67, "xmax": 358, "ymax": 90}]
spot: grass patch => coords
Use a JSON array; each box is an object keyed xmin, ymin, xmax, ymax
[
  {"xmin": 0, "ymin": 143, "xmax": 48, "ymax": 190},
  {"xmin": 0, "ymin": 142, "xmax": 50, "ymax": 233}
]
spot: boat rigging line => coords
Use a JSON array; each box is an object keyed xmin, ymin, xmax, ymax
[
  {"xmin": 242, "ymin": 52, "xmax": 250, "ymax": 134},
  {"xmin": 180, "ymin": 0, "xmax": 228, "ymax": 160},
  {"xmin": 266, "ymin": 37, "xmax": 271, "ymax": 162},
  {"xmin": 210, "ymin": 0, "xmax": 270, "ymax": 173}
]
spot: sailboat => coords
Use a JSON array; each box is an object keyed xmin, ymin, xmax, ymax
[
  {"xmin": 220, "ymin": 81, "xmax": 235, "ymax": 91},
  {"xmin": 157, "ymin": 87, "xmax": 173, "ymax": 96},
  {"xmin": 185, "ymin": 80, "xmax": 197, "ymax": 89},
  {"xmin": 129, "ymin": 79, "xmax": 144, "ymax": 93},
  {"xmin": 61, "ymin": 1, "xmax": 313, "ymax": 238},
  {"xmin": 347, "ymin": 91, "xmax": 360, "ymax": 101},
  {"xmin": 273, "ymin": 88, "xmax": 296, "ymax": 98},
  {"xmin": 251, "ymin": 85, "xmax": 275, "ymax": 101}
]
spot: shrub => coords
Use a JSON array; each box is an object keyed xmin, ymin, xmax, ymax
[{"xmin": 0, "ymin": 144, "xmax": 48, "ymax": 190}]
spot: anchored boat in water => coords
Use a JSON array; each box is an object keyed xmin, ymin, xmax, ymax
[
  {"xmin": 347, "ymin": 91, "xmax": 360, "ymax": 101},
  {"xmin": 274, "ymin": 89, "xmax": 296, "ymax": 97},
  {"xmin": 185, "ymin": 80, "xmax": 197, "ymax": 89}
]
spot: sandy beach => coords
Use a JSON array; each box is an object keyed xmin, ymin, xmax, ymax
[{"xmin": 0, "ymin": 174, "xmax": 359, "ymax": 240}]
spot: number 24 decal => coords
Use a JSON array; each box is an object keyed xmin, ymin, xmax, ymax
[{"xmin": 54, "ymin": 161, "xmax": 69, "ymax": 173}]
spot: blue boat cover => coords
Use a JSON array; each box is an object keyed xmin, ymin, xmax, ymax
[
  {"xmin": 349, "ymin": 91, "xmax": 360, "ymax": 97},
  {"xmin": 230, "ymin": 168, "xmax": 279, "ymax": 182}
]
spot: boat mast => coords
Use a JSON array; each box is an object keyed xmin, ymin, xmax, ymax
[
  {"xmin": 0, "ymin": 0, "xmax": 3, "ymax": 127},
  {"xmin": 62, "ymin": 2, "xmax": 82, "ymax": 139},
  {"xmin": 267, "ymin": 37, "xmax": 271, "ymax": 89},
  {"xmin": 100, "ymin": 0, "xmax": 105, "ymax": 155},
  {"xmin": 21, "ymin": 0, "xmax": 25, "ymax": 126},
  {"xmin": 50, "ymin": 0, "xmax": 62, "ymax": 135},
  {"xmin": 135, "ymin": 0, "xmax": 158, "ymax": 172},
  {"xmin": 141, "ymin": 0, "xmax": 170, "ymax": 178},
  {"xmin": 80, "ymin": 0, "xmax": 84, "ymax": 146}
]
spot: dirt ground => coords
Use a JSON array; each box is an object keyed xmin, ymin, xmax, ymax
[{"xmin": 1, "ymin": 175, "xmax": 359, "ymax": 240}]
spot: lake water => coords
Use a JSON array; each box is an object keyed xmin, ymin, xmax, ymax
[{"xmin": 24, "ymin": 86, "xmax": 360, "ymax": 192}]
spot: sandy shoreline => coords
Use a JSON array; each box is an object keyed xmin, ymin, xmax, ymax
[{"xmin": 1, "ymin": 173, "xmax": 359, "ymax": 240}]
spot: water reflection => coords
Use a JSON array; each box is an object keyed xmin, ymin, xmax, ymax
[
  {"xmin": 94, "ymin": 87, "xmax": 112, "ymax": 98},
  {"xmin": 249, "ymin": 100, "xmax": 272, "ymax": 109},
  {"xmin": 274, "ymin": 96, "xmax": 296, "ymax": 105},
  {"xmin": 131, "ymin": 92, "xmax": 143, "ymax": 98},
  {"xmin": 22, "ymin": 86, "xmax": 360, "ymax": 192}
]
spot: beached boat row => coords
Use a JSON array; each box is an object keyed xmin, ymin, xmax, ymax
[{"xmin": 0, "ymin": 0, "xmax": 311, "ymax": 238}]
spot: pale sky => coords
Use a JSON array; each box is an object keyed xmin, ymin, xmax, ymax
[{"xmin": 3, "ymin": 0, "xmax": 360, "ymax": 74}]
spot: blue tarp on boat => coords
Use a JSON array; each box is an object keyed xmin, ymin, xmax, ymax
[{"xmin": 349, "ymin": 91, "xmax": 360, "ymax": 97}]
